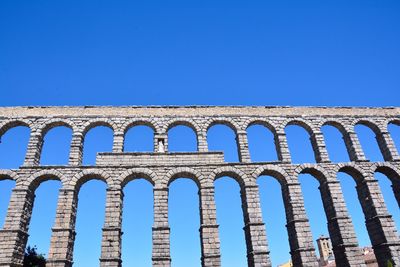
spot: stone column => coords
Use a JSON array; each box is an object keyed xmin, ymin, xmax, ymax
[
  {"xmin": 112, "ymin": 131, "xmax": 125, "ymax": 153},
  {"xmin": 241, "ymin": 185, "xmax": 271, "ymax": 267},
  {"xmin": 236, "ymin": 130, "xmax": 251, "ymax": 163},
  {"xmin": 282, "ymin": 182, "xmax": 318, "ymax": 267},
  {"xmin": 154, "ymin": 134, "xmax": 168, "ymax": 153},
  {"xmin": 319, "ymin": 181, "xmax": 366, "ymax": 267},
  {"xmin": 376, "ymin": 131, "xmax": 400, "ymax": 162},
  {"xmin": 356, "ymin": 178, "xmax": 400, "ymax": 266},
  {"xmin": 310, "ymin": 131, "xmax": 330, "ymax": 163},
  {"xmin": 197, "ymin": 131, "xmax": 209, "ymax": 152},
  {"xmin": 152, "ymin": 188, "xmax": 171, "ymax": 267},
  {"xmin": 274, "ymin": 132, "xmax": 291, "ymax": 163},
  {"xmin": 0, "ymin": 188, "xmax": 34, "ymax": 267},
  {"xmin": 23, "ymin": 131, "xmax": 43, "ymax": 166},
  {"xmin": 68, "ymin": 132, "xmax": 84, "ymax": 166},
  {"xmin": 100, "ymin": 189, "xmax": 123, "ymax": 267},
  {"xmin": 199, "ymin": 186, "xmax": 221, "ymax": 267},
  {"xmin": 343, "ymin": 131, "xmax": 367, "ymax": 162},
  {"xmin": 47, "ymin": 189, "xmax": 78, "ymax": 267}
]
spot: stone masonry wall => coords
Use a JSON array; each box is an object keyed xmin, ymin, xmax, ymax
[{"xmin": 0, "ymin": 106, "xmax": 399, "ymax": 267}]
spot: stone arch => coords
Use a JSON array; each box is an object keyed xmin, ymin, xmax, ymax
[
  {"xmin": 206, "ymin": 119, "xmax": 239, "ymax": 134},
  {"xmin": 388, "ymin": 118, "xmax": 400, "ymax": 126},
  {"xmin": 81, "ymin": 119, "xmax": 116, "ymax": 137},
  {"xmin": 320, "ymin": 120, "xmax": 353, "ymax": 162},
  {"xmin": 387, "ymin": 118, "xmax": 400, "ymax": 134},
  {"xmin": 122, "ymin": 119, "xmax": 157, "ymax": 135},
  {"xmin": 252, "ymin": 165, "xmax": 290, "ymax": 186},
  {"xmin": 40, "ymin": 119, "xmax": 76, "ymax": 136},
  {"xmin": 283, "ymin": 119, "xmax": 320, "ymax": 163},
  {"xmin": 284, "ymin": 119, "xmax": 316, "ymax": 135},
  {"xmin": 246, "ymin": 119, "xmax": 277, "ymax": 134},
  {"xmin": 387, "ymin": 119, "xmax": 400, "ymax": 153},
  {"xmin": 38, "ymin": 120, "xmax": 75, "ymax": 165},
  {"xmin": 207, "ymin": 120, "xmax": 242, "ymax": 162},
  {"xmin": 164, "ymin": 167, "xmax": 203, "ymax": 188},
  {"xmin": 23, "ymin": 169, "xmax": 67, "ymax": 191},
  {"xmin": 295, "ymin": 164, "xmax": 331, "ymax": 185},
  {"xmin": 166, "ymin": 120, "xmax": 199, "ymax": 152},
  {"xmin": 353, "ymin": 119, "xmax": 383, "ymax": 136},
  {"xmin": 336, "ymin": 163, "xmax": 400, "ymax": 266},
  {"xmin": 0, "ymin": 170, "xmax": 18, "ymax": 181},
  {"xmin": 371, "ymin": 162, "xmax": 400, "ymax": 227},
  {"xmin": 335, "ymin": 163, "xmax": 368, "ymax": 184},
  {"xmin": 166, "ymin": 167, "xmax": 202, "ymax": 267},
  {"xmin": 0, "ymin": 120, "xmax": 31, "ymax": 137},
  {"xmin": 353, "ymin": 119, "xmax": 388, "ymax": 161},
  {"xmin": 211, "ymin": 166, "xmax": 251, "ymax": 187},
  {"xmin": 120, "ymin": 168, "xmax": 157, "ymax": 188},
  {"xmin": 321, "ymin": 120, "xmax": 350, "ymax": 136},
  {"xmin": 245, "ymin": 119, "xmax": 279, "ymax": 162},
  {"xmin": 166, "ymin": 119, "xmax": 200, "ymax": 135},
  {"xmin": 70, "ymin": 169, "xmax": 112, "ymax": 191},
  {"xmin": 372, "ymin": 162, "xmax": 400, "ymax": 183}
]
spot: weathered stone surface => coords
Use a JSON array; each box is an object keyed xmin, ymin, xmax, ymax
[{"xmin": 0, "ymin": 105, "xmax": 399, "ymax": 267}]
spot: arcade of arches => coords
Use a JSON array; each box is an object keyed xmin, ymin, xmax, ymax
[{"xmin": 0, "ymin": 106, "xmax": 400, "ymax": 267}]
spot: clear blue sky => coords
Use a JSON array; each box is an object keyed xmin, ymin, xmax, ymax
[
  {"xmin": 1, "ymin": 0, "xmax": 400, "ymax": 107},
  {"xmin": 1, "ymin": 1, "xmax": 400, "ymax": 267}
]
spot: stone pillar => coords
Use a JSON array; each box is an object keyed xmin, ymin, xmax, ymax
[
  {"xmin": 100, "ymin": 188, "xmax": 123, "ymax": 267},
  {"xmin": 241, "ymin": 185, "xmax": 271, "ymax": 267},
  {"xmin": 236, "ymin": 130, "xmax": 251, "ymax": 163},
  {"xmin": 356, "ymin": 178, "xmax": 400, "ymax": 266},
  {"xmin": 197, "ymin": 131, "xmax": 209, "ymax": 152},
  {"xmin": 112, "ymin": 131, "xmax": 124, "ymax": 153},
  {"xmin": 152, "ymin": 188, "xmax": 171, "ymax": 267},
  {"xmin": 154, "ymin": 134, "xmax": 168, "ymax": 153},
  {"xmin": 376, "ymin": 131, "xmax": 400, "ymax": 162},
  {"xmin": 69, "ymin": 132, "xmax": 84, "ymax": 166},
  {"xmin": 23, "ymin": 131, "xmax": 43, "ymax": 166},
  {"xmin": 310, "ymin": 131, "xmax": 330, "ymax": 163},
  {"xmin": 319, "ymin": 181, "xmax": 366, "ymax": 267},
  {"xmin": 47, "ymin": 189, "xmax": 78, "ymax": 267},
  {"xmin": 0, "ymin": 188, "xmax": 34, "ymax": 267},
  {"xmin": 199, "ymin": 186, "xmax": 221, "ymax": 267},
  {"xmin": 343, "ymin": 131, "xmax": 367, "ymax": 162},
  {"xmin": 274, "ymin": 132, "xmax": 291, "ymax": 163},
  {"xmin": 282, "ymin": 182, "xmax": 318, "ymax": 267}
]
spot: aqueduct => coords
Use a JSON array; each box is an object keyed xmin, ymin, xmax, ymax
[{"xmin": 0, "ymin": 105, "xmax": 399, "ymax": 267}]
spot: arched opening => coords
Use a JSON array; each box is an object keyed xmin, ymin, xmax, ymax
[
  {"xmin": 26, "ymin": 179, "xmax": 62, "ymax": 260},
  {"xmin": 124, "ymin": 125, "xmax": 154, "ymax": 152},
  {"xmin": 0, "ymin": 178, "xmax": 15, "ymax": 229},
  {"xmin": 321, "ymin": 124, "xmax": 349, "ymax": 162},
  {"xmin": 285, "ymin": 124, "xmax": 315, "ymax": 163},
  {"xmin": 247, "ymin": 124, "xmax": 277, "ymax": 162},
  {"xmin": 122, "ymin": 178, "xmax": 153, "ymax": 267},
  {"xmin": 82, "ymin": 126, "xmax": 113, "ymax": 165},
  {"xmin": 355, "ymin": 123, "xmax": 384, "ymax": 162},
  {"xmin": 168, "ymin": 125, "xmax": 197, "ymax": 152},
  {"xmin": 257, "ymin": 175, "xmax": 290, "ymax": 266},
  {"xmin": 40, "ymin": 126, "xmax": 72, "ymax": 165},
  {"xmin": 337, "ymin": 171, "xmax": 371, "ymax": 247},
  {"xmin": 207, "ymin": 124, "xmax": 239, "ymax": 162},
  {"xmin": 169, "ymin": 178, "xmax": 200, "ymax": 267},
  {"xmin": 214, "ymin": 176, "xmax": 246, "ymax": 266},
  {"xmin": 73, "ymin": 179, "xmax": 107, "ymax": 267},
  {"xmin": 0, "ymin": 126, "xmax": 30, "ymax": 168},
  {"xmin": 374, "ymin": 169, "xmax": 400, "ymax": 231},
  {"xmin": 388, "ymin": 122, "xmax": 400, "ymax": 154},
  {"xmin": 298, "ymin": 173, "xmax": 330, "ymax": 261}
]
